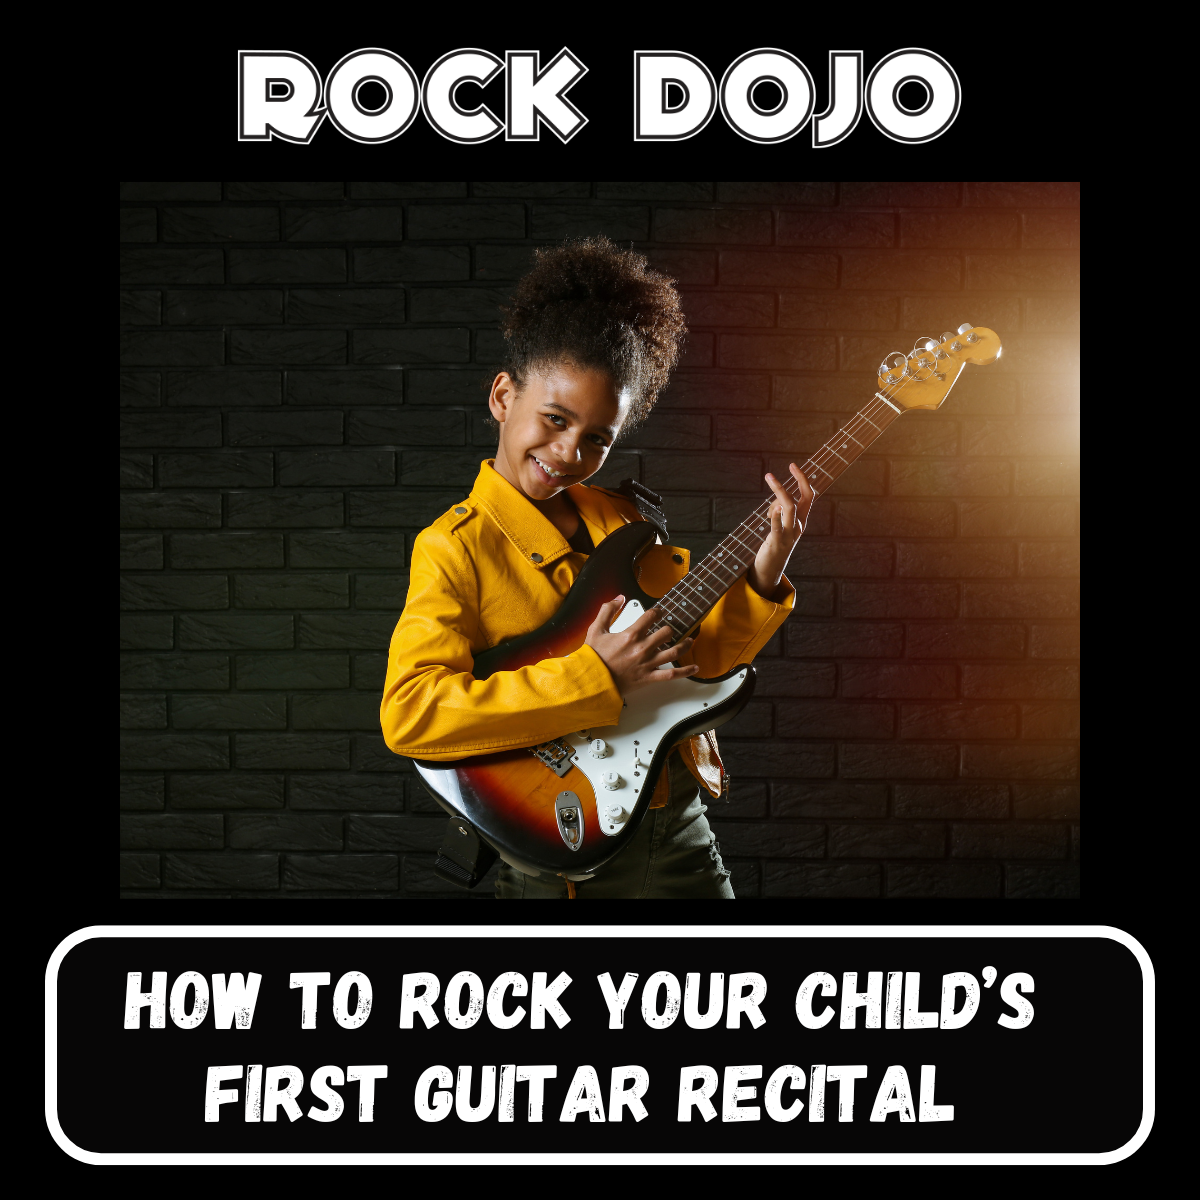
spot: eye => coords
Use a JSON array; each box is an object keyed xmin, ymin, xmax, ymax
[
  {"xmin": 589, "ymin": 434, "xmax": 609, "ymax": 448},
  {"xmin": 545, "ymin": 413, "xmax": 566, "ymax": 427}
]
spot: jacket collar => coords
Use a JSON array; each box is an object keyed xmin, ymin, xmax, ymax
[{"xmin": 469, "ymin": 459, "xmax": 629, "ymax": 571}]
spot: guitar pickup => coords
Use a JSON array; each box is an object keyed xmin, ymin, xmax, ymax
[{"xmin": 531, "ymin": 740, "xmax": 574, "ymax": 778}]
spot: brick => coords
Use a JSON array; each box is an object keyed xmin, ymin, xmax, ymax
[
  {"xmin": 1023, "ymin": 211, "xmax": 1080, "ymax": 250},
  {"xmin": 895, "ymin": 784, "xmax": 1009, "ymax": 820},
  {"xmin": 121, "ymin": 375, "xmax": 161, "ymax": 408},
  {"xmin": 1005, "ymin": 864, "xmax": 1080, "ymax": 899},
  {"xmin": 355, "ymin": 734, "xmax": 411, "ymax": 772},
  {"xmin": 356, "ymin": 245, "xmax": 470, "ymax": 282},
  {"xmin": 159, "ymin": 452, "xmax": 274, "ymax": 488},
  {"xmin": 642, "ymin": 248, "xmax": 717, "ymax": 286},
  {"xmin": 841, "ymin": 182, "xmax": 962, "ymax": 207},
  {"xmin": 163, "ymin": 854, "xmax": 280, "ymax": 890},
  {"xmin": 227, "ymin": 182, "xmax": 346, "ymax": 200},
  {"xmin": 120, "ymin": 412, "xmax": 221, "ymax": 448},
  {"xmin": 120, "ymin": 853, "xmax": 160, "ymax": 888},
  {"xmin": 718, "ymin": 742, "xmax": 835, "ymax": 779},
  {"xmin": 355, "ymin": 575, "xmax": 410, "ymax": 609},
  {"xmin": 841, "ymin": 581, "xmax": 957, "ymax": 618},
  {"xmin": 229, "ymin": 248, "xmax": 346, "ymax": 283},
  {"xmin": 120, "ymin": 208, "xmax": 157, "ymax": 241},
  {"xmin": 886, "ymin": 863, "xmax": 1001, "ymax": 898},
  {"xmin": 842, "ymin": 664, "xmax": 957, "ymax": 699},
  {"xmin": 901, "ymin": 296, "xmax": 1022, "ymax": 339},
  {"xmin": 284, "ymin": 854, "xmax": 398, "ymax": 890},
  {"xmin": 718, "ymin": 333, "xmax": 837, "ymax": 371},
  {"xmin": 121, "ymin": 694, "xmax": 167, "ymax": 729},
  {"xmin": 900, "ymin": 703, "xmax": 1018, "ymax": 739},
  {"xmin": 679, "ymin": 291, "xmax": 774, "ymax": 328},
  {"xmin": 964, "ymin": 583, "xmax": 1079, "ymax": 618},
  {"xmin": 292, "ymin": 693, "xmax": 382, "ymax": 731},
  {"xmin": 788, "ymin": 541, "xmax": 894, "ymax": 578},
  {"xmin": 283, "ymin": 206, "xmax": 404, "ymax": 241},
  {"xmin": 1014, "ymin": 460, "xmax": 1080, "ymax": 494},
  {"xmin": 780, "ymin": 211, "xmax": 895, "ymax": 247},
  {"xmin": 714, "ymin": 413, "xmax": 832, "ymax": 453},
  {"xmin": 472, "ymin": 244, "xmax": 540, "ymax": 280},
  {"xmin": 121, "ymin": 290, "xmax": 161, "ymax": 325},
  {"xmin": 121, "ymin": 453, "xmax": 155, "ymax": 487},
  {"xmin": 404, "ymin": 370, "xmax": 487, "ymax": 406},
  {"xmin": 952, "ymin": 823, "xmax": 1067, "ymax": 859},
  {"xmin": 966, "ymin": 254, "xmax": 1079, "ymax": 291},
  {"xmin": 840, "ymin": 743, "xmax": 958, "ymax": 778},
  {"xmin": 166, "ymin": 290, "xmax": 281, "ymax": 325},
  {"xmin": 841, "ymin": 253, "xmax": 960, "ymax": 290},
  {"xmin": 586, "ymin": 451, "xmax": 643, "ymax": 490},
  {"xmin": 227, "ymin": 410, "xmax": 343, "ymax": 446},
  {"xmin": 348, "ymin": 490, "xmax": 465, "ymax": 528},
  {"xmin": 1029, "ymin": 625, "xmax": 1079, "ymax": 659},
  {"xmin": 290, "ymin": 774, "xmax": 403, "ymax": 811},
  {"xmin": 235, "ymin": 653, "xmax": 349, "ymax": 689},
  {"xmin": 178, "ymin": 614, "xmax": 293, "ymax": 650},
  {"xmin": 1012, "ymin": 784, "xmax": 1079, "ymax": 820},
  {"xmin": 229, "ymin": 814, "xmax": 343, "ymax": 851},
  {"xmin": 679, "ymin": 332, "xmax": 713, "ymax": 367},
  {"xmin": 532, "ymin": 205, "xmax": 649, "ymax": 240},
  {"xmin": 644, "ymin": 454, "xmax": 762, "ymax": 493},
  {"xmin": 234, "ymin": 573, "xmax": 348, "ymax": 608},
  {"xmin": 776, "ymin": 701, "xmax": 894, "ymax": 739},
  {"xmin": 227, "ymin": 492, "xmax": 344, "ymax": 529},
  {"xmin": 1018, "ymin": 542, "xmax": 1079, "ymax": 577},
  {"xmin": 966, "ymin": 182, "xmax": 1079, "ymax": 207},
  {"xmin": 120, "ymin": 615, "xmax": 173, "ymax": 648},
  {"xmin": 297, "ymin": 613, "xmax": 398, "ymax": 649},
  {"xmin": 121, "ymin": 248, "xmax": 223, "ymax": 285},
  {"xmin": 762, "ymin": 862, "xmax": 881, "ymax": 898},
  {"xmin": 169, "ymin": 533, "xmax": 283, "ymax": 569},
  {"xmin": 346, "ymin": 814, "xmax": 445, "ymax": 851},
  {"xmin": 897, "ymin": 541, "xmax": 1016, "ymax": 579},
  {"xmin": 167, "ymin": 370, "xmax": 280, "ymax": 406},
  {"xmin": 771, "ymin": 782, "xmax": 888, "ymax": 819},
  {"xmin": 231, "ymin": 329, "xmax": 345, "ymax": 365},
  {"xmin": 889, "ymin": 459, "xmax": 1009, "ymax": 496},
  {"xmin": 1021, "ymin": 703, "xmax": 1079, "ymax": 740},
  {"xmin": 718, "ymin": 251, "xmax": 838, "ymax": 288},
  {"xmin": 771, "ymin": 376, "xmax": 875, "ymax": 413},
  {"xmin": 354, "ymin": 654, "xmax": 383, "ymax": 690},
  {"xmin": 779, "ymin": 293, "xmax": 898, "ymax": 331},
  {"xmin": 836, "ymin": 501, "xmax": 955, "ymax": 538},
  {"xmin": 348, "ymin": 408, "xmax": 465, "ymax": 447},
  {"xmin": 171, "ymin": 774, "xmax": 285, "ymax": 809},
  {"xmin": 354, "ymin": 328, "xmax": 470, "ymax": 364},
  {"xmin": 406, "ymin": 286, "xmax": 505, "ymax": 324},
  {"xmin": 655, "ymin": 207, "xmax": 772, "ymax": 243},
  {"xmin": 1023, "ymin": 295, "xmax": 1080, "ymax": 334},
  {"xmin": 715, "ymin": 820, "xmax": 825, "ymax": 859},
  {"xmin": 962, "ymin": 419, "xmax": 1078, "ymax": 458},
  {"xmin": 120, "ymin": 575, "xmax": 228, "ymax": 610},
  {"xmin": 121, "ymin": 774, "xmax": 165, "ymax": 810},
  {"xmin": 121, "ymin": 735, "xmax": 229, "ymax": 771},
  {"xmin": 349, "ymin": 182, "xmax": 464, "ymax": 199},
  {"xmin": 289, "ymin": 532, "xmax": 407, "ymax": 568},
  {"xmin": 830, "ymin": 823, "xmax": 944, "ymax": 858},
  {"xmin": 236, "ymin": 734, "xmax": 350, "ymax": 770},
  {"xmin": 960, "ymin": 502, "xmax": 1075, "ymax": 537},
  {"xmin": 276, "ymin": 450, "xmax": 393, "ymax": 487},
  {"xmin": 163, "ymin": 207, "xmax": 278, "ymax": 241},
  {"xmin": 288, "ymin": 371, "xmax": 403, "ymax": 410},
  {"xmin": 658, "ymin": 373, "xmax": 769, "ymax": 410},
  {"xmin": 121, "ymin": 330, "xmax": 225, "ymax": 366},
  {"xmin": 121, "ymin": 182, "xmax": 220, "ymax": 201},
  {"xmin": 906, "ymin": 625, "xmax": 1023, "ymax": 664},
  {"xmin": 120, "ymin": 493, "xmax": 222, "ymax": 528},
  {"xmin": 961, "ymin": 744, "xmax": 1078, "ymax": 779},
  {"xmin": 963, "ymin": 665, "xmax": 1078, "ymax": 700},
  {"xmin": 900, "ymin": 211, "xmax": 1019, "ymax": 248},
  {"xmin": 120, "ymin": 654, "xmax": 228, "ymax": 689},
  {"xmin": 477, "ymin": 181, "xmax": 590, "ymax": 198},
  {"xmin": 710, "ymin": 181, "xmax": 831, "ymax": 204},
  {"xmin": 787, "ymin": 622, "xmax": 903, "ymax": 657},
  {"xmin": 718, "ymin": 700, "xmax": 772, "ymax": 739},
  {"xmin": 598, "ymin": 182, "xmax": 713, "ymax": 200},
  {"xmin": 407, "ymin": 205, "xmax": 525, "ymax": 239},
  {"xmin": 656, "ymin": 495, "xmax": 709, "ymax": 533},
  {"xmin": 288, "ymin": 287, "xmax": 407, "ymax": 325},
  {"xmin": 171, "ymin": 694, "xmax": 287, "ymax": 730}
]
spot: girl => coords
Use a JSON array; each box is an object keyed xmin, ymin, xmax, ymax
[{"xmin": 381, "ymin": 237, "xmax": 813, "ymax": 898}]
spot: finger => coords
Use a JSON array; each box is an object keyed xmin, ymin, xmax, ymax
[
  {"xmin": 790, "ymin": 463, "xmax": 814, "ymax": 503},
  {"xmin": 649, "ymin": 636, "xmax": 693, "ymax": 667},
  {"xmin": 588, "ymin": 594, "xmax": 624, "ymax": 634},
  {"xmin": 644, "ymin": 663, "xmax": 701, "ymax": 683},
  {"xmin": 629, "ymin": 604, "xmax": 664, "ymax": 635}
]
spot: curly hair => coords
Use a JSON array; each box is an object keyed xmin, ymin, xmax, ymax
[{"xmin": 497, "ymin": 236, "xmax": 687, "ymax": 431}]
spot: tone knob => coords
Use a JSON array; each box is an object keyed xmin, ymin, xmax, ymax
[
  {"xmin": 605, "ymin": 804, "xmax": 624, "ymax": 820},
  {"xmin": 590, "ymin": 739, "xmax": 610, "ymax": 759},
  {"xmin": 601, "ymin": 770, "xmax": 623, "ymax": 790}
]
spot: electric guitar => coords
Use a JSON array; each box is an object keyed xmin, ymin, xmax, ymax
[{"xmin": 413, "ymin": 324, "xmax": 1003, "ymax": 880}]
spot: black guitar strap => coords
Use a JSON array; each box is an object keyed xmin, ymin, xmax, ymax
[
  {"xmin": 434, "ymin": 818, "xmax": 499, "ymax": 890},
  {"xmin": 611, "ymin": 479, "xmax": 670, "ymax": 543}
]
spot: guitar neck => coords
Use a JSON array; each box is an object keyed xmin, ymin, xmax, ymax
[{"xmin": 651, "ymin": 391, "xmax": 906, "ymax": 640}]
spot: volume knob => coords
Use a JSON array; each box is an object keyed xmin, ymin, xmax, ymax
[{"xmin": 590, "ymin": 739, "xmax": 610, "ymax": 759}]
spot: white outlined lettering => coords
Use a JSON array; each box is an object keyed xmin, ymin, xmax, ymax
[
  {"xmin": 633, "ymin": 52, "xmax": 717, "ymax": 141},
  {"xmin": 238, "ymin": 52, "xmax": 325, "ymax": 143},
  {"xmin": 422, "ymin": 49, "xmax": 505, "ymax": 144},
  {"xmin": 505, "ymin": 49, "xmax": 588, "ymax": 142},
  {"xmin": 719, "ymin": 48, "xmax": 815, "ymax": 143},
  {"xmin": 865, "ymin": 47, "xmax": 961, "ymax": 143}
]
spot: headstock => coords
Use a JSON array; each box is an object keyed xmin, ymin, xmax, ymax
[{"xmin": 876, "ymin": 324, "xmax": 1003, "ymax": 410}]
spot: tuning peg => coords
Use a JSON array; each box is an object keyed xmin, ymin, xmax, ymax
[
  {"xmin": 956, "ymin": 323, "xmax": 973, "ymax": 335},
  {"xmin": 940, "ymin": 332, "xmax": 955, "ymax": 344},
  {"xmin": 914, "ymin": 337, "xmax": 938, "ymax": 352}
]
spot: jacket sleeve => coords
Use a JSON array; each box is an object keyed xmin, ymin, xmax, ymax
[
  {"xmin": 686, "ymin": 574, "xmax": 796, "ymax": 678},
  {"xmin": 380, "ymin": 524, "xmax": 625, "ymax": 761}
]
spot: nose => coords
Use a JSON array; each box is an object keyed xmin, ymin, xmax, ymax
[{"xmin": 550, "ymin": 430, "xmax": 584, "ymax": 466}]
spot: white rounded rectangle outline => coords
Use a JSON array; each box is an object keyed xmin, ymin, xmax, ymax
[{"xmin": 45, "ymin": 925, "xmax": 1153, "ymax": 1165}]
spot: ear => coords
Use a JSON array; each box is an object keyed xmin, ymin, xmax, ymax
[{"xmin": 488, "ymin": 372, "xmax": 518, "ymax": 424}]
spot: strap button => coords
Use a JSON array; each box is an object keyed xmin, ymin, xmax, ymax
[
  {"xmin": 530, "ymin": 552, "xmax": 543, "ymax": 563},
  {"xmin": 672, "ymin": 553, "xmax": 684, "ymax": 564}
]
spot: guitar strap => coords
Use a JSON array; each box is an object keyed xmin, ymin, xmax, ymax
[
  {"xmin": 605, "ymin": 479, "xmax": 670, "ymax": 543},
  {"xmin": 434, "ymin": 818, "xmax": 499, "ymax": 890}
]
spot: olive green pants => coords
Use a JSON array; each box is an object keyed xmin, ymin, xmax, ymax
[{"xmin": 495, "ymin": 750, "xmax": 735, "ymax": 899}]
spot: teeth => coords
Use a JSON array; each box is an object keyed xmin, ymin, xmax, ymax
[{"xmin": 534, "ymin": 457, "xmax": 565, "ymax": 478}]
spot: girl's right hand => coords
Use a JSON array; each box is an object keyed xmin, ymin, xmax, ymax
[{"xmin": 584, "ymin": 595, "xmax": 699, "ymax": 693}]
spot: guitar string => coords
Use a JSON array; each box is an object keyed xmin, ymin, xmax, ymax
[{"xmin": 644, "ymin": 360, "xmax": 934, "ymax": 641}]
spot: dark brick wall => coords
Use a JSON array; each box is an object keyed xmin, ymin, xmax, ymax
[{"xmin": 120, "ymin": 181, "xmax": 1080, "ymax": 900}]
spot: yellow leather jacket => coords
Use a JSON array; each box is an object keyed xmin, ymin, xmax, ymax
[{"xmin": 381, "ymin": 460, "xmax": 795, "ymax": 799}]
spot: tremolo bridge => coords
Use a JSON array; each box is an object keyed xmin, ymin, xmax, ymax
[{"xmin": 529, "ymin": 739, "xmax": 574, "ymax": 778}]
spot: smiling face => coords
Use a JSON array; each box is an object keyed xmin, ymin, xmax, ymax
[{"xmin": 489, "ymin": 362, "xmax": 628, "ymax": 502}]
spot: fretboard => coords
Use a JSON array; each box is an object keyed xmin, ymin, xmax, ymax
[{"xmin": 650, "ymin": 392, "xmax": 905, "ymax": 641}]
